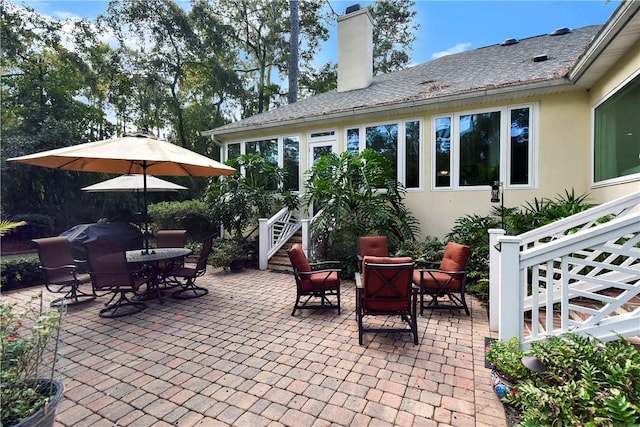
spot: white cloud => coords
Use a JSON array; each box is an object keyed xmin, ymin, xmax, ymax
[{"xmin": 431, "ymin": 42, "xmax": 472, "ymax": 60}]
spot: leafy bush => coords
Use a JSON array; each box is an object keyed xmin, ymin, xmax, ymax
[
  {"xmin": 303, "ymin": 150, "xmax": 419, "ymax": 273},
  {"xmin": 498, "ymin": 334, "xmax": 640, "ymax": 425},
  {"xmin": 5, "ymin": 214, "xmax": 54, "ymax": 241},
  {"xmin": 148, "ymin": 200, "xmax": 215, "ymax": 242},
  {"xmin": 0, "ymin": 255, "xmax": 43, "ymax": 291}
]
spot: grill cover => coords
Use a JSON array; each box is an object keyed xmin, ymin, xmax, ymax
[{"xmin": 61, "ymin": 223, "xmax": 143, "ymax": 261}]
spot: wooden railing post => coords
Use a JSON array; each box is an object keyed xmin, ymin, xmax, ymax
[
  {"xmin": 489, "ymin": 228, "xmax": 505, "ymax": 332},
  {"xmin": 258, "ymin": 218, "xmax": 268, "ymax": 270},
  {"xmin": 497, "ymin": 235, "xmax": 523, "ymax": 342}
]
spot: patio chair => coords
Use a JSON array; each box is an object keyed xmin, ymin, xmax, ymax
[
  {"xmin": 155, "ymin": 230, "xmax": 187, "ymax": 248},
  {"xmin": 413, "ymin": 242, "xmax": 471, "ymax": 315},
  {"xmin": 357, "ymin": 236, "xmax": 389, "ymax": 272},
  {"xmin": 84, "ymin": 240, "xmax": 149, "ymax": 318},
  {"xmin": 155, "ymin": 229, "xmax": 188, "ymax": 286},
  {"xmin": 165, "ymin": 235, "xmax": 213, "ymax": 300},
  {"xmin": 287, "ymin": 243, "xmax": 341, "ymax": 316},
  {"xmin": 356, "ymin": 256, "xmax": 418, "ymax": 345},
  {"xmin": 33, "ymin": 236, "xmax": 96, "ymax": 308}
]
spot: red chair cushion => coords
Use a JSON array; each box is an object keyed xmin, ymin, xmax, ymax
[
  {"xmin": 300, "ymin": 271, "xmax": 340, "ymax": 292},
  {"xmin": 288, "ymin": 243, "xmax": 311, "ymax": 272},
  {"xmin": 359, "ymin": 236, "xmax": 389, "ymax": 257},
  {"xmin": 362, "ymin": 256, "xmax": 413, "ymax": 311},
  {"xmin": 413, "ymin": 270, "xmax": 463, "ymax": 292},
  {"xmin": 440, "ymin": 242, "xmax": 470, "ymax": 271}
]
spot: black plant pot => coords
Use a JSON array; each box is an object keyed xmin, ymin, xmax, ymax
[
  {"xmin": 14, "ymin": 379, "xmax": 64, "ymax": 427},
  {"xmin": 229, "ymin": 258, "xmax": 245, "ymax": 272}
]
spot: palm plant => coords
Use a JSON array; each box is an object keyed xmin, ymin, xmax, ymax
[{"xmin": 302, "ymin": 150, "xmax": 419, "ymax": 274}]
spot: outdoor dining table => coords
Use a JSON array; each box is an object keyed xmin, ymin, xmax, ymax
[{"xmin": 126, "ymin": 247, "xmax": 192, "ymax": 303}]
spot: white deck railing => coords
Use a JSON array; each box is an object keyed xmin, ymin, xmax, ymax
[
  {"xmin": 258, "ymin": 206, "xmax": 303, "ymax": 270},
  {"xmin": 490, "ymin": 191, "xmax": 640, "ymax": 346}
]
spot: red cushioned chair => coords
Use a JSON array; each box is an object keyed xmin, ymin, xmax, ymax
[
  {"xmin": 357, "ymin": 236, "xmax": 389, "ymax": 273},
  {"xmin": 356, "ymin": 256, "xmax": 418, "ymax": 345},
  {"xmin": 413, "ymin": 242, "xmax": 471, "ymax": 315},
  {"xmin": 287, "ymin": 243, "xmax": 341, "ymax": 316}
]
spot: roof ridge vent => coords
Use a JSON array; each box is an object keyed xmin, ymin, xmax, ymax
[
  {"xmin": 501, "ymin": 38, "xmax": 519, "ymax": 46},
  {"xmin": 550, "ymin": 27, "xmax": 572, "ymax": 36},
  {"xmin": 533, "ymin": 54, "xmax": 549, "ymax": 62}
]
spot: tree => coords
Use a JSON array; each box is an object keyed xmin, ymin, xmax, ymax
[
  {"xmin": 371, "ymin": 0, "xmax": 419, "ymax": 75},
  {"xmin": 288, "ymin": 0, "xmax": 300, "ymax": 104}
]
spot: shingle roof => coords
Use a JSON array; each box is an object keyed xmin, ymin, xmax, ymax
[{"xmin": 208, "ymin": 25, "xmax": 601, "ymax": 136}]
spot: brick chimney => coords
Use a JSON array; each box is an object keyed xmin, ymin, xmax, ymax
[{"xmin": 337, "ymin": 5, "xmax": 373, "ymax": 92}]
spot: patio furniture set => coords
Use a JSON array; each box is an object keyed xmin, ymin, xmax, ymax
[
  {"xmin": 33, "ymin": 230, "xmax": 212, "ymax": 318},
  {"xmin": 287, "ymin": 236, "xmax": 471, "ymax": 346}
]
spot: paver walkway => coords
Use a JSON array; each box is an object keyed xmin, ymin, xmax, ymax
[{"xmin": 3, "ymin": 268, "xmax": 508, "ymax": 426}]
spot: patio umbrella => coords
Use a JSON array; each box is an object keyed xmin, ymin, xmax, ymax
[
  {"xmin": 82, "ymin": 174, "xmax": 188, "ymax": 214},
  {"xmin": 8, "ymin": 133, "xmax": 236, "ymax": 251}
]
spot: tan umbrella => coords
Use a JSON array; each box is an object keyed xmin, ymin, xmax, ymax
[
  {"xmin": 82, "ymin": 174, "xmax": 188, "ymax": 193},
  {"xmin": 9, "ymin": 133, "xmax": 235, "ymax": 250}
]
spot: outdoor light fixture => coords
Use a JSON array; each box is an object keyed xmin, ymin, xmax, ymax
[
  {"xmin": 491, "ymin": 181, "xmax": 505, "ymax": 230},
  {"xmin": 491, "ymin": 181, "xmax": 502, "ymax": 203}
]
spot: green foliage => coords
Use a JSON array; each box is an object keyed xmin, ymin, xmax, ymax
[
  {"xmin": 148, "ymin": 199, "xmax": 214, "ymax": 242},
  {"xmin": 372, "ymin": 0, "xmax": 419, "ymax": 75},
  {"xmin": 1, "ymin": 293, "xmax": 63, "ymax": 426},
  {"xmin": 302, "ymin": 150, "xmax": 419, "ymax": 273},
  {"xmin": 0, "ymin": 255, "xmax": 43, "ymax": 291},
  {"xmin": 4, "ymin": 215, "xmax": 54, "ymax": 241},
  {"xmin": 396, "ymin": 236, "xmax": 445, "ymax": 266},
  {"xmin": 486, "ymin": 337, "xmax": 533, "ymax": 383},
  {"xmin": 208, "ymin": 237, "xmax": 245, "ymax": 269},
  {"xmin": 449, "ymin": 189, "xmax": 593, "ymax": 302},
  {"xmin": 206, "ymin": 153, "xmax": 295, "ymax": 250},
  {"xmin": 494, "ymin": 334, "xmax": 640, "ymax": 425},
  {"xmin": 0, "ymin": 220, "xmax": 27, "ymax": 237}
]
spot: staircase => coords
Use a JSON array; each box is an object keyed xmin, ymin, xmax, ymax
[{"xmin": 267, "ymin": 230, "xmax": 301, "ymax": 271}]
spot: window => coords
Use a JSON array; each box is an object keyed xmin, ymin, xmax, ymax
[
  {"xmin": 433, "ymin": 105, "xmax": 535, "ymax": 189},
  {"xmin": 346, "ymin": 119, "xmax": 422, "ymax": 189},
  {"xmin": 224, "ymin": 135, "xmax": 301, "ymax": 191},
  {"xmin": 593, "ymin": 74, "xmax": 640, "ymax": 183}
]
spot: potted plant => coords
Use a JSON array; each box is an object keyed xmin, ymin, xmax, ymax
[
  {"xmin": 485, "ymin": 337, "xmax": 532, "ymax": 398},
  {"xmin": 209, "ymin": 237, "xmax": 246, "ymax": 272},
  {"xmin": 1, "ymin": 292, "xmax": 64, "ymax": 427}
]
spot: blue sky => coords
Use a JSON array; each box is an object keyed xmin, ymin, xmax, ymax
[{"xmin": 16, "ymin": 0, "xmax": 621, "ymax": 66}]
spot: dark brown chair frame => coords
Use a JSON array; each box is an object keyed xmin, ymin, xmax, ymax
[
  {"xmin": 84, "ymin": 241, "xmax": 150, "ymax": 318},
  {"xmin": 356, "ymin": 256, "xmax": 418, "ymax": 345},
  {"xmin": 33, "ymin": 237, "xmax": 96, "ymax": 308},
  {"xmin": 165, "ymin": 236, "xmax": 213, "ymax": 300},
  {"xmin": 287, "ymin": 244, "xmax": 341, "ymax": 316},
  {"xmin": 413, "ymin": 242, "xmax": 471, "ymax": 315},
  {"xmin": 155, "ymin": 229, "xmax": 188, "ymax": 287}
]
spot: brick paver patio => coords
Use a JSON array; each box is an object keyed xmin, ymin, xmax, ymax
[{"xmin": 3, "ymin": 268, "xmax": 508, "ymax": 426}]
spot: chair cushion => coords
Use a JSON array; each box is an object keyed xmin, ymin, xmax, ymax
[
  {"xmin": 440, "ymin": 242, "xmax": 471, "ymax": 271},
  {"xmin": 362, "ymin": 256, "xmax": 413, "ymax": 311},
  {"xmin": 288, "ymin": 244, "xmax": 311, "ymax": 272},
  {"xmin": 358, "ymin": 236, "xmax": 389, "ymax": 257},
  {"xmin": 413, "ymin": 270, "xmax": 463, "ymax": 292},
  {"xmin": 300, "ymin": 271, "xmax": 340, "ymax": 292}
]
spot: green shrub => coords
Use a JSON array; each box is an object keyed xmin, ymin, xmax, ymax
[
  {"xmin": 0, "ymin": 255, "xmax": 43, "ymax": 291},
  {"xmin": 5, "ymin": 214, "xmax": 54, "ymax": 241},
  {"xmin": 148, "ymin": 200, "xmax": 215, "ymax": 242},
  {"xmin": 496, "ymin": 334, "xmax": 640, "ymax": 425}
]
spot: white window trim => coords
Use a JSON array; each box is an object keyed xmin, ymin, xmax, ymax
[
  {"xmin": 343, "ymin": 118, "xmax": 423, "ymax": 190},
  {"xmin": 591, "ymin": 69, "xmax": 640, "ymax": 188},
  {"xmin": 431, "ymin": 103, "xmax": 538, "ymax": 191}
]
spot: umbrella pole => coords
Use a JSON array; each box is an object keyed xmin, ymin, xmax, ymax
[{"xmin": 143, "ymin": 164, "xmax": 149, "ymax": 253}]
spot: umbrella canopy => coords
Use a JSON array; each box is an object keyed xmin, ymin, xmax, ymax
[
  {"xmin": 8, "ymin": 133, "xmax": 235, "ymax": 177},
  {"xmin": 8, "ymin": 133, "xmax": 235, "ymax": 251},
  {"xmin": 81, "ymin": 174, "xmax": 187, "ymax": 193}
]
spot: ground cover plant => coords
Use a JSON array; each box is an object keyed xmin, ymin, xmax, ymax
[{"xmin": 487, "ymin": 334, "xmax": 640, "ymax": 426}]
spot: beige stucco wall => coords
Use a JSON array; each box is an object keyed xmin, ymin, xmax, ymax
[{"xmin": 217, "ymin": 39, "xmax": 640, "ymax": 240}]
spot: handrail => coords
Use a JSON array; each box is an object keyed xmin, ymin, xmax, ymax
[
  {"xmin": 258, "ymin": 205, "xmax": 303, "ymax": 270},
  {"xmin": 518, "ymin": 191, "xmax": 640, "ymax": 248},
  {"xmin": 497, "ymin": 211, "xmax": 640, "ymax": 346}
]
